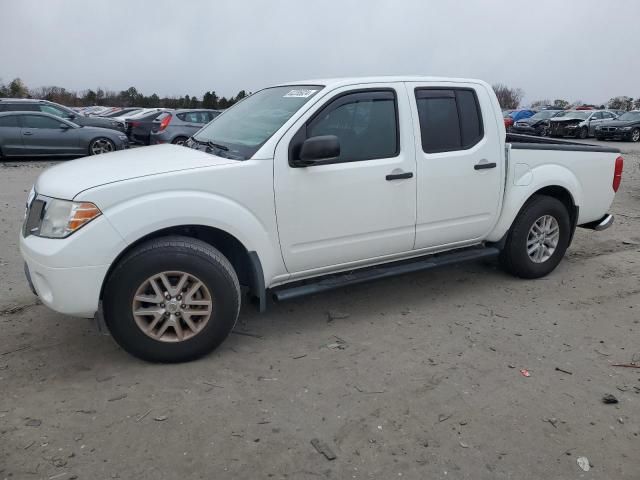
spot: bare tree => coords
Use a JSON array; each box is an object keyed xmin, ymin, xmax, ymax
[
  {"xmin": 492, "ymin": 84, "xmax": 524, "ymax": 109},
  {"xmin": 607, "ymin": 96, "xmax": 634, "ymax": 111},
  {"xmin": 530, "ymin": 99, "xmax": 551, "ymax": 109},
  {"xmin": 552, "ymin": 99, "xmax": 570, "ymax": 109}
]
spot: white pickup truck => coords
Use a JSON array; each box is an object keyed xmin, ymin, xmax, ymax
[{"xmin": 20, "ymin": 76, "xmax": 624, "ymax": 362}]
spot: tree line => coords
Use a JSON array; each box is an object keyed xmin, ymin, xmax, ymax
[
  {"xmin": 2, "ymin": 77, "xmax": 639, "ymax": 112},
  {"xmin": 0, "ymin": 77, "xmax": 248, "ymax": 110},
  {"xmin": 492, "ymin": 83, "xmax": 640, "ymax": 111}
]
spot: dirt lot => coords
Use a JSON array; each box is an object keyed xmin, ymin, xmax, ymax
[{"xmin": 1, "ymin": 142, "xmax": 639, "ymax": 480}]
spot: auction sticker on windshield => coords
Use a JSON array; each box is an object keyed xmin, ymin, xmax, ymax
[{"xmin": 283, "ymin": 89, "xmax": 318, "ymax": 98}]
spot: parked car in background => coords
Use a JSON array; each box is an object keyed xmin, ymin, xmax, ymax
[
  {"xmin": 99, "ymin": 107, "xmax": 139, "ymax": 118},
  {"xmin": 149, "ymin": 109, "xmax": 221, "ymax": 145},
  {"xmin": 511, "ymin": 110, "xmax": 564, "ymax": 136},
  {"xmin": 549, "ymin": 110, "xmax": 618, "ymax": 139},
  {"xmin": 595, "ymin": 110, "xmax": 640, "ymax": 142},
  {"xmin": 0, "ymin": 111, "xmax": 128, "ymax": 157},
  {"xmin": 126, "ymin": 109, "xmax": 172, "ymax": 145},
  {"xmin": 0, "ymin": 99, "xmax": 125, "ymax": 132},
  {"xmin": 504, "ymin": 109, "xmax": 535, "ymax": 131}
]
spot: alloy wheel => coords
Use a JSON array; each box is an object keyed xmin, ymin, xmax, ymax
[
  {"xmin": 132, "ymin": 271, "xmax": 213, "ymax": 342},
  {"xmin": 526, "ymin": 215, "xmax": 560, "ymax": 264},
  {"xmin": 91, "ymin": 138, "xmax": 115, "ymax": 155}
]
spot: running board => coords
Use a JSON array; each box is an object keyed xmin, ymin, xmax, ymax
[{"xmin": 271, "ymin": 247, "xmax": 500, "ymax": 302}]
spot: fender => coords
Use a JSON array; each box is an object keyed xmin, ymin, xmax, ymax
[
  {"xmin": 97, "ymin": 190, "xmax": 283, "ymax": 284},
  {"xmin": 487, "ymin": 163, "xmax": 582, "ymax": 242}
]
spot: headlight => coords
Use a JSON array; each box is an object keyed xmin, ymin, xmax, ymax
[
  {"xmin": 25, "ymin": 195, "xmax": 101, "ymax": 238},
  {"xmin": 620, "ymin": 126, "xmax": 633, "ymax": 131},
  {"xmin": 595, "ymin": 126, "xmax": 602, "ymax": 130},
  {"xmin": 117, "ymin": 134, "xmax": 128, "ymax": 140}
]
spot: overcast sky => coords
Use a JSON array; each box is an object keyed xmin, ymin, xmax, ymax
[{"xmin": 2, "ymin": 0, "xmax": 638, "ymax": 104}]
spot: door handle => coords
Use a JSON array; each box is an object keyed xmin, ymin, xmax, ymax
[
  {"xmin": 386, "ymin": 172, "xmax": 414, "ymax": 181},
  {"xmin": 474, "ymin": 161, "xmax": 496, "ymax": 170},
  {"xmin": 23, "ymin": 131, "xmax": 33, "ymax": 136}
]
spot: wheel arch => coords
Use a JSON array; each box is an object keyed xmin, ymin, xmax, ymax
[
  {"xmin": 99, "ymin": 224, "xmax": 266, "ymax": 312},
  {"xmin": 489, "ymin": 177, "xmax": 581, "ymax": 245}
]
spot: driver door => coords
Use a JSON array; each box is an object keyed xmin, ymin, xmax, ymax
[
  {"xmin": 274, "ymin": 84, "xmax": 417, "ymax": 275},
  {"xmin": 20, "ymin": 114, "xmax": 82, "ymax": 155}
]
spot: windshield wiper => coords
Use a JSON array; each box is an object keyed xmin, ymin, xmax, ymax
[{"xmin": 192, "ymin": 138, "xmax": 228, "ymax": 151}]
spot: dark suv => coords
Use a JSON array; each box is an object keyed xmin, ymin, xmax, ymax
[{"xmin": 0, "ymin": 99, "xmax": 125, "ymax": 132}]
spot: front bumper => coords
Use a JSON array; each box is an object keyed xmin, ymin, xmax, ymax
[
  {"xmin": 19, "ymin": 215, "xmax": 126, "ymax": 318},
  {"xmin": 512, "ymin": 125, "xmax": 541, "ymax": 135},
  {"xmin": 22, "ymin": 256, "xmax": 109, "ymax": 318},
  {"xmin": 595, "ymin": 129, "xmax": 632, "ymax": 140}
]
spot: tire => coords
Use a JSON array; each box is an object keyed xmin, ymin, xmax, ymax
[
  {"xmin": 103, "ymin": 236, "xmax": 241, "ymax": 363},
  {"xmin": 89, "ymin": 137, "xmax": 115, "ymax": 155},
  {"xmin": 171, "ymin": 136, "xmax": 189, "ymax": 146},
  {"xmin": 631, "ymin": 128, "xmax": 640, "ymax": 143},
  {"xmin": 578, "ymin": 127, "xmax": 588, "ymax": 139},
  {"xmin": 499, "ymin": 195, "xmax": 571, "ymax": 279}
]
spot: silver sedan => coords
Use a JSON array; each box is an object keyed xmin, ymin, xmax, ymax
[{"xmin": 0, "ymin": 111, "xmax": 129, "ymax": 158}]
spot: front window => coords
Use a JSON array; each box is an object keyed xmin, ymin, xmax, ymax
[
  {"xmin": 191, "ymin": 85, "xmax": 322, "ymax": 160},
  {"xmin": 616, "ymin": 112, "xmax": 640, "ymax": 121},
  {"xmin": 40, "ymin": 104, "xmax": 75, "ymax": 120}
]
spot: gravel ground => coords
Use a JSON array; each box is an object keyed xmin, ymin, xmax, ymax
[{"xmin": 1, "ymin": 141, "xmax": 639, "ymax": 479}]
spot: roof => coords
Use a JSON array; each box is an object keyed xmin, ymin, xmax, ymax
[
  {"xmin": 0, "ymin": 98, "xmax": 46, "ymax": 102},
  {"xmin": 274, "ymin": 75, "xmax": 490, "ymax": 89}
]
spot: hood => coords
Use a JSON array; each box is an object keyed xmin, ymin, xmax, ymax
[
  {"xmin": 36, "ymin": 144, "xmax": 237, "ymax": 200},
  {"xmin": 550, "ymin": 116, "xmax": 587, "ymax": 123}
]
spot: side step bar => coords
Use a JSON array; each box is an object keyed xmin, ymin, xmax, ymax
[{"xmin": 272, "ymin": 247, "xmax": 500, "ymax": 302}]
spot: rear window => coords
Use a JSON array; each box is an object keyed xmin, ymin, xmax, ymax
[{"xmin": 415, "ymin": 88, "xmax": 484, "ymax": 153}]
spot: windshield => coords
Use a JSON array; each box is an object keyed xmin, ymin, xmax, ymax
[
  {"xmin": 616, "ymin": 111, "xmax": 640, "ymax": 121},
  {"xmin": 555, "ymin": 111, "xmax": 589, "ymax": 119},
  {"xmin": 192, "ymin": 85, "xmax": 322, "ymax": 160}
]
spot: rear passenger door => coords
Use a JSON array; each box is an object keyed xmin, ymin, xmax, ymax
[
  {"xmin": 0, "ymin": 115, "xmax": 25, "ymax": 155},
  {"xmin": 407, "ymin": 83, "xmax": 503, "ymax": 249}
]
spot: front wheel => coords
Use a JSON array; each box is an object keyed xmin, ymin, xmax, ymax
[
  {"xmin": 500, "ymin": 195, "xmax": 571, "ymax": 279},
  {"xmin": 89, "ymin": 137, "xmax": 115, "ymax": 155},
  {"xmin": 578, "ymin": 127, "xmax": 588, "ymax": 139},
  {"xmin": 631, "ymin": 128, "xmax": 640, "ymax": 143},
  {"xmin": 103, "ymin": 236, "xmax": 241, "ymax": 362}
]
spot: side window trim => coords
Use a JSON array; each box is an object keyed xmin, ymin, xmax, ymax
[
  {"xmin": 288, "ymin": 88, "xmax": 400, "ymax": 166},
  {"xmin": 414, "ymin": 87, "xmax": 485, "ymax": 154}
]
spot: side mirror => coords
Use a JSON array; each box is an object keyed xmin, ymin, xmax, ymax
[
  {"xmin": 60, "ymin": 123, "xmax": 71, "ymax": 129},
  {"xmin": 296, "ymin": 135, "xmax": 340, "ymax": 166}
]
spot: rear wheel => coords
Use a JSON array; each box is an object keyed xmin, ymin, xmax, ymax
[
  {"xmin": 89, "ymin": 137, "xmax": 115, "ymax": 155},
  {"xmin": 631, "ymin": 128, "xmax": 640, "ymax": 143},
  {"xmin": 103, "ymin": 236, "xmax": 241, "ymax": 363},
  {"xmin": 500, "ymin": 195, "xmax": 571, "ymax": 279},
  {"xmin": 171, "ymin": 136, "xmax": 189, "ymax": 146}
]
